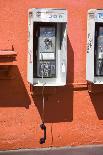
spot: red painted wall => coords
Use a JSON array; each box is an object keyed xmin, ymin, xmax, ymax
[{"xmin": 0, "ymin": 0, "xmax": 103, "ymax": 150}]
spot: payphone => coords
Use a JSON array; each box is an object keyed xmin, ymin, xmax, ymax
[
  {"xmin": 37, "ymin": 26, "xmax": 56, "ymax": 78},
  {"xmin": 86, "ymin": 9, "xmax": 103, "ymax": 84},
  {"xmin": 28, "ymin": 8, "xmax": 67, "ymax": 86},
  {"xmin": 95, "ymin": 26, "xmax": 103, "ymax": 76}
]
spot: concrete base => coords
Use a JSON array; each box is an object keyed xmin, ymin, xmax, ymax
[{"xmin": 0, "ymin": 145, "xmax": 103, "ymax": 155}]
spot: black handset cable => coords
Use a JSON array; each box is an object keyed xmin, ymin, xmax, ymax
[{"xmin": 39, "ymin": 51, "xmax": 46, "ymax": 144}]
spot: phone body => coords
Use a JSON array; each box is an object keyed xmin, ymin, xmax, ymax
[{"xmin": 37, "ymin": 26, "xmax": 56, "ymax": 78}]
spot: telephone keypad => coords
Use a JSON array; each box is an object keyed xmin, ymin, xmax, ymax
[{"xmin": 38, "ymin": 61, "xmax": 56, "ymax": 78}]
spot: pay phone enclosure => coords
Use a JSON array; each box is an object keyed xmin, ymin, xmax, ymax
[
  {"xmin": 86, "ymin": 9, "xmax": 103, "ymax": 84},
  {"xmin": 28, "ymin": 8, "xmax": 67, "ymax": 86}
]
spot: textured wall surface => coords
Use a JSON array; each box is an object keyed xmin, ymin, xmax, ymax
[{"xmin": 0, "ymin": 0, "xmax": 103, "ymax": 150}]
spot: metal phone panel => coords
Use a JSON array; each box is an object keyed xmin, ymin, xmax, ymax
[{"xmin": 37, "ymin": 26, "xmax": 56, "ymax": 78}]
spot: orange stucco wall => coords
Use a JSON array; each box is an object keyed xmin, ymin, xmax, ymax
[{"xmin": 0, "ymin": 0, "xmax": 103, "ymax": 150}]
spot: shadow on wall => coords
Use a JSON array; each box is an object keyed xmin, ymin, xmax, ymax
[
  {"xmin": 89, "ymin": 92, "xmax": 103, "ymax": 120},
  {"xmin": 0, "ymin": 65, "xmax": 31, "ymax": 108},
  {"xmin": 32, "ymin": 37, "xmax": 74, "ymax": 123}
]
